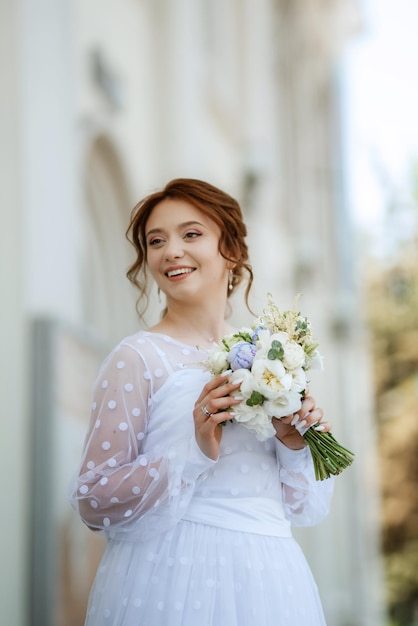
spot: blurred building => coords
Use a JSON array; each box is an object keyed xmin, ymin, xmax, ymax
[{"xmin": 1, "ymin": 0, "xmax": 385, "ymax": 624}]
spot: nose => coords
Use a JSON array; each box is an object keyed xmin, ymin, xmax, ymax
[{"xmin": 164, "ymin": 237, "xmax": 185, "ymax": 261}]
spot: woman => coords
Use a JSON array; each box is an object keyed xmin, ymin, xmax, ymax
[{"xmin": 69, "ymin": 178, "xmax": 335, "ymax": 625}]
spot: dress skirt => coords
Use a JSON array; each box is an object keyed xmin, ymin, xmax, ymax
[{"xmin": 85, "ymin": 520, "xmax": 326, "ymax": 626}]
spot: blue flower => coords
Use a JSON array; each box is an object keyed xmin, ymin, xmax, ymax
[{"xmin": 227, "ymin": 341, "xmax": 257, "ymax": 371}]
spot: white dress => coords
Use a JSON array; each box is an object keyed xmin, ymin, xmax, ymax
[{"xmin": 68, "ymin": 331, "xmax": 334, "ymax": 626}]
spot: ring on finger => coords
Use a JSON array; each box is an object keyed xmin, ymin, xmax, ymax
[{"xmin": 201, "ymin": 405, "xmax": 212, "ymax": 418}]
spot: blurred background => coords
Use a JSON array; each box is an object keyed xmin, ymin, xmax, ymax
[{"xmin": 1, "ymin": 0, "xmax": 417, "ymax": 625}]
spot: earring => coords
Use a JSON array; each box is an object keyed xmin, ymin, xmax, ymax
[
  {"xmin": 157, "ymin": 287, "xmax": 162, "ymax": 303},
  {"xmin": 228, "ymin": 269, "xmax": 234, "ymax": 291}
]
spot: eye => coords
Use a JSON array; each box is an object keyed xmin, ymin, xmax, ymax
[
  {"xmin": 184, "ymin": 231, "xmax": 201, "ymax": 240},
  {"xmin": 148, "ymin": 237, "xmax": 165, "ymax": 247}
]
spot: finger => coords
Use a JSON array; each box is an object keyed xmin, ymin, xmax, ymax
[
  {"xmin": 313, "ymin": 420, "xmax": 332, "ymax": 433},
  {"xmin": 195, "ymin": 372, "xmax": 235, "ymax": 404},
  {"xmin": 299, "ymin": 395, "xmax": 316, "ymax": 415},
  {"xmin": 289, "ymin": 403, "xmax": 320, "ymax": 430},
  {"xmin": 197, "ymin": 380, "xmax": 243, "ymax": 416},
  {"xmin": 291, "ymin": 397, "xmax": 317, "ymax": 427},
  {"xmin": 209, "ymin": 372, "xmax": 234, "ymax": 390},
  {"xmin": 212, "ymin": 410, "xmax": 236, "ymax": 425},
  {"xmin": 283, "ymin": 400, "xmax": 314, "ymax": 428},
  {"xmin": 210, "ymin": 378, "xmax": 244, "ymax": 401},
  {"xmin": 295, "ymin": 410, "xmax": 331, "ymax": 436},
  {"xmin": 198, "ymin": 394, "xmax": 241, "ymax": 420},
  {"xmin": 304, "ymin": 407, "xmax": 324, "ymax": 427},
  {"xmin": 198, "ymin": 410, "xmax": 236, "ymax": 434},
  {"xmin": 278, "ymin": 397, "xmax": 316, "ymax": 426},
  {"xmin": 280, "ymin": 414, "xmax": 296, "ymax": 425}
]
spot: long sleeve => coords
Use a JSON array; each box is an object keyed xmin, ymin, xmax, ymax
[
  {"xmin": 68, "ymin": 338, "xmax": 215, "ymax": 542},
  {"xmin": 275, "ymin": 439, "xmax": 334, "ymax": 527}
]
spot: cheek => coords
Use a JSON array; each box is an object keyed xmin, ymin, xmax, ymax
[
  {"xmin": 209, "ymin": 259, "xmax": 229, "ymax": 282},
  {"xmin": 145, "ymin": 251, "xmax": 161, "ymax": 278}
]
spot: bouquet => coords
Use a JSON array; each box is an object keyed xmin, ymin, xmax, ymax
[{"xmin": 204, "ymin": 294, "xmax": 354, "ymax": 481}]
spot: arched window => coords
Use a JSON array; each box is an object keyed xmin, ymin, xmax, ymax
[{"xmin": 82, "ymin": 135, "xmax": 138, "ymax": 345}]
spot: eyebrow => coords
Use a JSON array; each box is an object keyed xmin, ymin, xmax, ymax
[{"xmin": 145, "ymin": 220, "xmax": 206, "ymax": 238}]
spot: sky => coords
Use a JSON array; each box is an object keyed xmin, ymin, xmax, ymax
[{"xmin": 344, "ymin": 0, "xmax": 418, "ymax": 254}]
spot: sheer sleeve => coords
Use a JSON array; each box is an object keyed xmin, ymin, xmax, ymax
[
  {"xmin": 68, "ymin": 339, "xmax": 215, "ymax": 542},
  {"xmin": 275, "ymin": 439, "xmax": 334, "ymax": 527}
]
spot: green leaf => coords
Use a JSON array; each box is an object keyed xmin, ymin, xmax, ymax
[
  {"xmin": 268, "ymin": 340, "xmax": 284, "ymax": 360},
  {"xmin": 236, "ymin": 331, "xmax": 252, "ymax": 343},
  {"xmin": 246, "ymin": 391, "xmax": 266, "ymax": 406}
]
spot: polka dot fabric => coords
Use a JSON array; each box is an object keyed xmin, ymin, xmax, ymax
[
  {"xmin": 69, "ymin": 332, "xmax": 217, "ymax": 540},
  {"xmin": 85, "ymin": 523, "xmax": 327, "ymax": 626},
  {"xmin": 69, "ymin": 331, "xmax": 334, "ymax": 625}
]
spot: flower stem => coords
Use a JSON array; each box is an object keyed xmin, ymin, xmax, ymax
[{"xmin": 303, "ymin": 429, "xmax": 355, "ymax": 481}]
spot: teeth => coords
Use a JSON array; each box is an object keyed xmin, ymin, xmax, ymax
[{"xmin": 167, "ymin": 268, "xmax": 194, "ymax": 277}]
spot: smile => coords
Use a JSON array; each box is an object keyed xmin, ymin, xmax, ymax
[{"xmin": 166, "ymin": 268, "xmax": 195, "ymax": 278}]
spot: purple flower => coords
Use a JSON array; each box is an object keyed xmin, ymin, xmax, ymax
[{"xmin": 227, "ymin": 341, "xmax": 257, "ymax": 371}]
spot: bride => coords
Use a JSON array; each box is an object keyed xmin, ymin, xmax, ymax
[{"xmin": 69, "ymin": 178, "xmax": 335, "ymax": 625}]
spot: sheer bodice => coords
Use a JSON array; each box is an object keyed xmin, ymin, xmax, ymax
[{"xmin": 68, "ymin": 331, "xmax": 334, "ymax": 543}]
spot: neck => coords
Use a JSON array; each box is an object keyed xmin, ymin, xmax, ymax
[{"xmin": 152, "ymin": 299, "xmax": 232, "ymax": 347}]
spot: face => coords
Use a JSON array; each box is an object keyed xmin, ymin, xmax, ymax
[{"xmin": 145, "ymin": 198, "xmax": 229, "ymax": 305}]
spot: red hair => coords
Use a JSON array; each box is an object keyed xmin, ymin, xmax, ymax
[{"xmin": 126, "ymin": 178, "xmax": 253, "ymax": 315}]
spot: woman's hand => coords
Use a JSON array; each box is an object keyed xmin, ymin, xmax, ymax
[
  {"xmin": 272, "ymin": 393, "xmax": 331, "ymax": 450},
  {"xmin": 193, "ymin": 373, "xmax": 242, "ymax": 460}
]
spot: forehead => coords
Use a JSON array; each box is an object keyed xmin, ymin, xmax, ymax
[{"xmin": 145, "ymin": 198, "xmax": 219, "ymax": 232}]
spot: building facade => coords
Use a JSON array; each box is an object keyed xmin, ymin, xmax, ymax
[{"xmin": 1, "ymin": 1, "xmax": 385, "ymax": 624}]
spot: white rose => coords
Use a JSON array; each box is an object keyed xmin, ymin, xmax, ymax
[
  {"xmin": 251, "ymin": 358, "xmax": 290, "ymax": 400},
  {"xmin": 233, "ymin": 401, "xmax": 276, "ymax": 442},
  {"xmin": 206, "ymin": 348, "xmax": 229, "ymax": 374},
  {"xmin": 307, "ymin": 350, "xmax": 324, "ymax": 371},
  {"xmin": 270, "ymin": 331, "xmax": 290, "ymax": 345},
  {"xmin": 282, "ymin": 341, "xmax": 306, "ymax": 370},
  {"xmin": 230, "ymin": 368, "xmax": 261, "ymax": 399},
  {"xmin": 290, "ymin": 367, "xmax": 307, "ymax": 393},
  {"xmin": 264, "ymin": 391, "xmax": 303, "ymax": 419},
  {"xmin": 254, "ymin": 328, "xmax": 271, "ymax": 352},
  {"xmin": 255, "ymin": 330, "xmax": 288, "ymax": 359}
]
